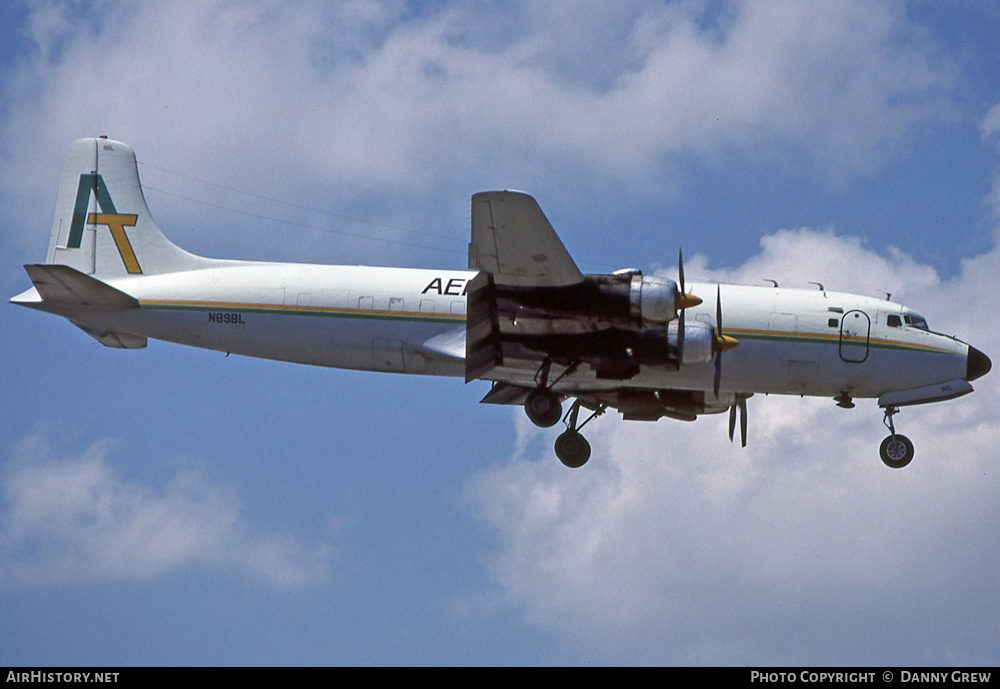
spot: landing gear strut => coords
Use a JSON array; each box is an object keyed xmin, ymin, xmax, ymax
[
  {"xmin": 521, "ymin": 358, "xmax": 603, "ymax": 467},
  {"xmin": 879, "ymin": 405, "xmax": 914, "ymax": 469},
  {"xmin": 554, "ymin": 399, "xmax": 605, "ymax": 468}
]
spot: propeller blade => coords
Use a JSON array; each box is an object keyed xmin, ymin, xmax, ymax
[
  {"xmin": 677, "ymin": 308, "xmax": 686, "ymax": 363},
  {"xmin": 712, "ymin": 284, "xmax": 739, "ymax": 354},
  {"xmin": 739, "ymin": 396, "xmax": 748, "ymax": 448},
  {"xmin": 716, "ymin": 284, "xmax": 723, "ymax": 335},
  {"xmin": 711, "ymin": 286, "xmax": 739, "ymax": 397},
  {"xmin": 727, "ymin": 396, "xmax": 749, "ymax": 447},
  {"xmin": 678, "ymin": 248, "xmax": 685, "ymax": 295},
  {"xmin": 674, "ymin": 248, "xmax": 702, "ymax": 311},
  {"xmin": 713, "ymin": 285, "xmax": 723, "ymax": 397},
  {"xmin": 714, "ymin": 350, "xmax": 722, "ymax": 398}
]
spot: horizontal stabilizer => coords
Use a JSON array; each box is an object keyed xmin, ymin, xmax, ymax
[
  {"xmin": 22, "ymin": 264, "xmax": 138, "ymax": 307},
  {"xmin": 71, "ymin": 321, "xmax": 147, "ymax": 349}
]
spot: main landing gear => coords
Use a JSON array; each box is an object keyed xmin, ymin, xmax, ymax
[
  {"xmin": 523, "ymin": 358, "xmax": 604, "ymax": 468},
  {"xmin": 879, "ymin": 405, "xmax": 914, "ymax": 469},
  {"xmin": 523, "ymin": 358, "xmax": 567, "ymax": 427},
  {"xmin": 525, "ymin": 391, "xmax": 603, "ymax": 468},
  {"xmin": 524, "ymin": 388, "xmax": 562, "ymax": 427},
  {"xmin": 554, "ymin": 400, "xmax": 606, "ymax": 468}
]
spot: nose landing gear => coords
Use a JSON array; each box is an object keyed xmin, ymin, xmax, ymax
[{"xmin": 879, "ymin": 405, "xmax": 914, "ymax": 469}]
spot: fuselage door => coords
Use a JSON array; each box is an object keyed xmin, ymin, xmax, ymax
[{"xmin": 839, "ymin": 310, "xmax": 870, "ymax": 363}]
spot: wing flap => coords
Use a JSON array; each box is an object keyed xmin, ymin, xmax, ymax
[
  {"xmin": 464, "ymin": 271, "xmax": 503, "ymax": 382},
  {"xmin": 479, "ymin": 382, "xmax": 532, "ymax": 405}
]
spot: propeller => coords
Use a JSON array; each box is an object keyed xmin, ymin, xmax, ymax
[
  {"xmin": 728, "ymin": 394, "xmax": 748, "ymax": 447},
  {"xmin": 675, "ymin": 249, "xmax": 701, "ymax": 311},
  {"xmin": 675, "ymin": 249, "xmax": 701, "ymax": 363},
  {"xmin": 712, "ymin": 285, "xmax": 739, "ymax": 398}
]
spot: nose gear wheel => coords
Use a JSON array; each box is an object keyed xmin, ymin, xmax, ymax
[{"xmin": 879, "ymin": 406, "xmax": 914, "ymax": 468}]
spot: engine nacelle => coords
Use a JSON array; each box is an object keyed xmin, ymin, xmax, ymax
[
  {"xmin": 668, "ymin": 319, "xmax": 714, "ymax": 365},
  {"xmin": 629, "ymin": 275, "xmax": 679, "ymax": 324},
  {"xmin": 633, "ymin": 319, "xmax": 714, "ymax": 367}
]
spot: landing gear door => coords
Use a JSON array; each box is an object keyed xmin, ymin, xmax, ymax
[{"xmin": 839, "ymin": 310, "xmax": 870, "ymax": 363}]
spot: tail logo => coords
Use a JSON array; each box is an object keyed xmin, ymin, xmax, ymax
[{"xmin": 67, "ymin": 173, "xmax": 143, "ymax": 274}]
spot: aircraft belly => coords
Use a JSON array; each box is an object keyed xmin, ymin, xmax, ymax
[
  {"xmin": 494, "ymin": 334, "xmax": 967, "ymax": 400},
  {"xmin": 77, "ymin": 305, "xmax": 463, "ymax": 375}
]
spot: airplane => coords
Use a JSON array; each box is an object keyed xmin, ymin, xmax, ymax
[{"xmin": 11, "ymin": 137, "xmax": 993, "ymax": 469}]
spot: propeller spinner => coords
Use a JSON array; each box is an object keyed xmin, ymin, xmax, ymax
[{"xmin": 675, "ymin": 249, "xmax": 702, "ymax": 311}]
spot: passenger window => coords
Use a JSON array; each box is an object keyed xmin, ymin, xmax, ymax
[
  {"xmin": 887, "ymin": 315, "xmax": 901, "ymax": 328},
  {"xmin": 828, "ymin": 318, "xmax": 838, "ymax": 328}
]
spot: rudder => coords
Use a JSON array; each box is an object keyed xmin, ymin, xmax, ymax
[{"xmin": 45, "ymin": 137, "xmax": 208, "ymax": 277}]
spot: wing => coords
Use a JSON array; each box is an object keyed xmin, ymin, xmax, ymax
[
  {"xmin": 468, "ymin": 191, "xmax": 583, "ymax": 288},
  {"xmin": 464, "ymin": 192, "xmax": 679, "ymax": 386},
  {"xmin": 463, "ymin": 192, "xmax": 701, "ymax": 407}
]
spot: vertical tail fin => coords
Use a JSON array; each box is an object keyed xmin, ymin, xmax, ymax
[{"xmin": 45, "ymin": 137, "xmax": 208, "ymax": 277}]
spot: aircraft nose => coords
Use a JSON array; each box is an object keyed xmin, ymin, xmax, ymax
[{"xmin": 967, "ymin": 346, "xmax": 992, "ymax": 381}]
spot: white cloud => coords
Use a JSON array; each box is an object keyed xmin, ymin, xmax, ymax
[
  {"xmin": 0, "ymin": 434, "xmax": 334, "ymax": 589},
  {"xmin": 0, "ymin": 0, "xmax": 958, "ymax": 256},
  {"xmin": 462, "ymin": 228, "xmax": 1000, "ymax": 664}
]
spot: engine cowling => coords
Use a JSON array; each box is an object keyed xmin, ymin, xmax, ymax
[
  {"xmin": 668, "ymin": 319, "xmax": 714, "ymax": 365},
  {"xmin": 629, "ymin": 275, "xmax": 679, "ymax": 324},
  {"xmin": 633, "ymin": 319, "xmax": 714, "ymax": 367}
]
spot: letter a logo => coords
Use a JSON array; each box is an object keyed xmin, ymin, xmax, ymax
[{"xmin": 67, "ymin": 174, "xmax": 142, "ymax": 274}]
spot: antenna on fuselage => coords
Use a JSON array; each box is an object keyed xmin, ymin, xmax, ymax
[
  {"xmin": 762, "ymin": 279, "xmax": 778, "ymax": 288},
  {"xmin": 808, "ymin": 281, "xmax": 826, "ymax": 297}
]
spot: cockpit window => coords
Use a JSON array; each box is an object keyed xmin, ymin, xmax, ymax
[
  {"xmin": 887, "ymin": 315, "xmax": 901, "ymax": 327},
  {"xmin": 903, "ymin": 314, "xmax": 929, "ymax": 330}
]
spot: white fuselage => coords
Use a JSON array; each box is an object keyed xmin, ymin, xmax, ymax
[{"xmin": 37, "ymin": 258, "xmax": 969, "ymax": 400}]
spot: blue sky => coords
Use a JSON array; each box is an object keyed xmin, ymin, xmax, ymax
[{"xmin": 2, "ymin": 0, "xmax": 999, "ymax": 666}]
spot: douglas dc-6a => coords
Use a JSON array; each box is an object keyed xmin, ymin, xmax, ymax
[{"xmin": 11, "ymin": 138, "xmax": 992, "ymax": 467}]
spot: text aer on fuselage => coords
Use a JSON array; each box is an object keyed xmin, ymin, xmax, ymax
[{"xmin": 11, "ymin": 138, "xmax": 991, "ymax": 468}]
